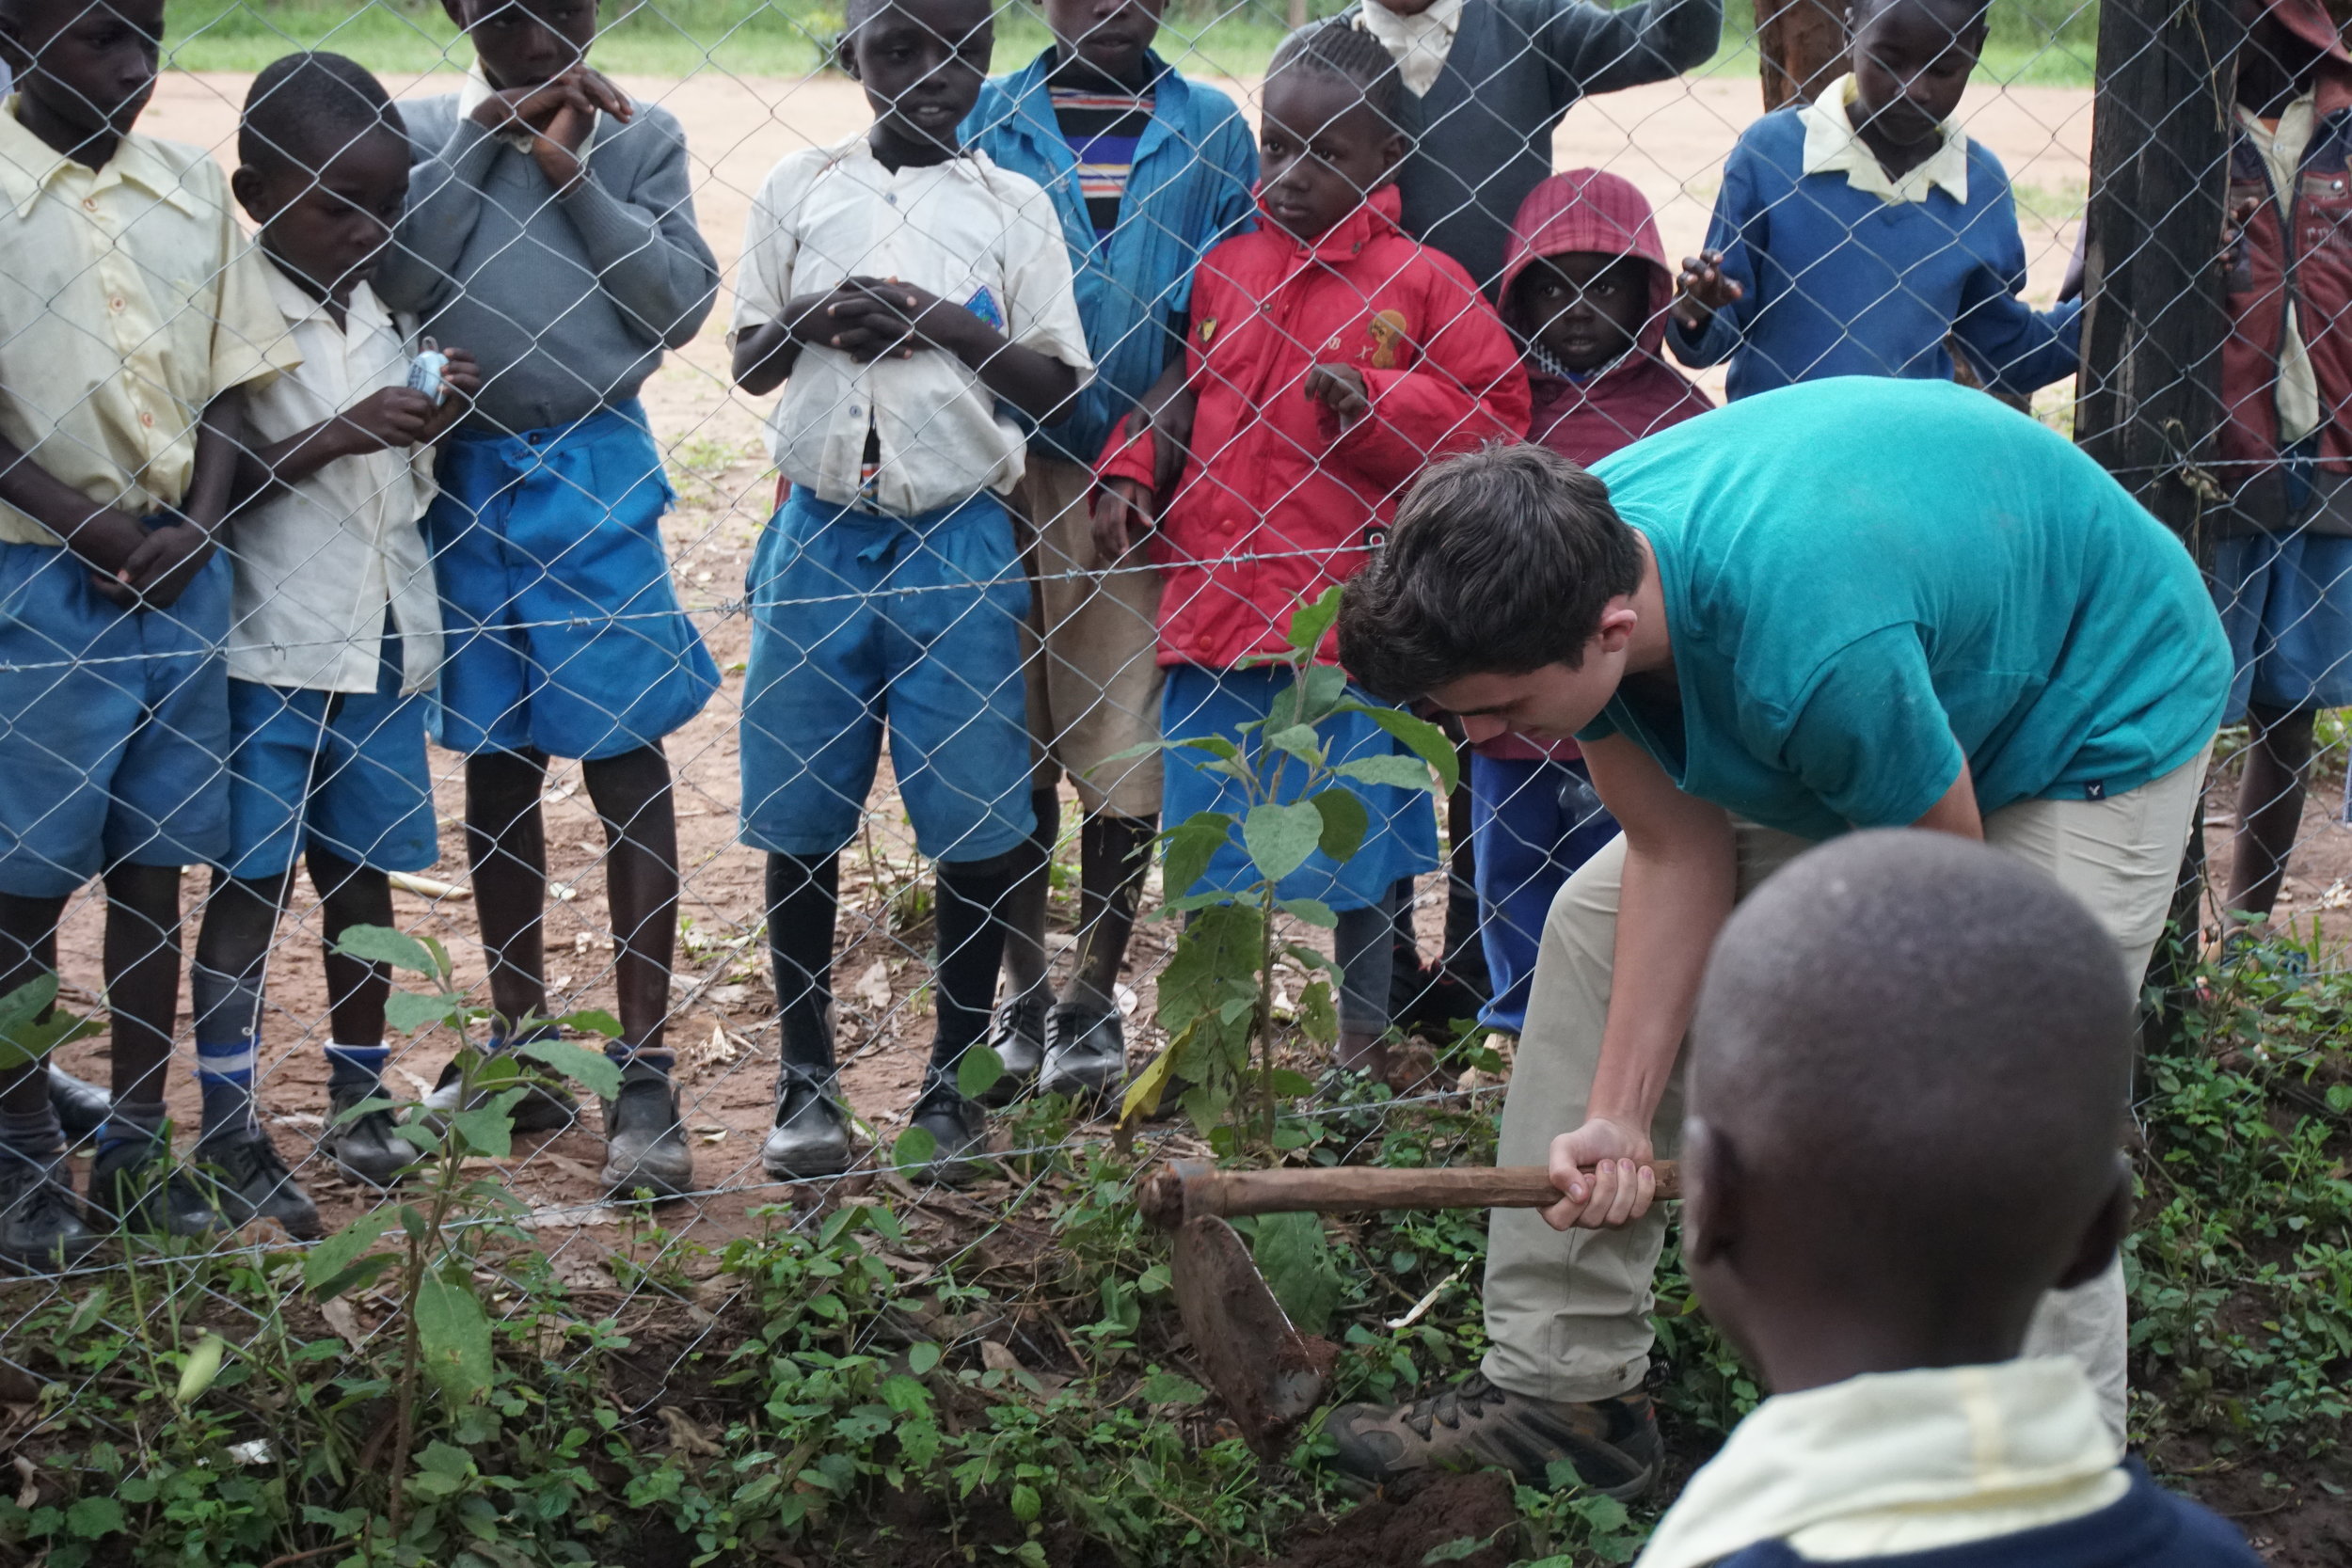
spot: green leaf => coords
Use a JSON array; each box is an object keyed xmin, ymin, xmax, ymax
[
  {"xmin": 1422, "ymin": 1539, "xmax": 1488, "ymax": 1565},
  {"xmin": 1138, "ymin": 1370, "xmax": 1207, "ymax": 1404},
  {"xmin": 1160, "ymin": 811, "xmax": 1232, "ymax": 901},
  {"xmin": 892, "ymin": 1125, "xmax": 937, "ymax": 1171},
  {"xmin": 0, "ymin": 973, "xmax": 55, "ymax": 1035},
  {"xmin": 1310, "ymin": 788, "xmax": 1368, "ymax": 862},
  {"xmin": 1333, "ymin": 753, "xmax": 1447, "ymax": 794},
  {"xmin": 1284, "ymin": 583, "xmax": 1344, "ymax": 655},
  {"xmin": 1277, "ymin": 897, "xmax": 1338, "ymax": 928},
  {"xmin": 1009, "ymin": 1482, "xmax": 1041, "ymax": 1524},
  {"xmin": 518, "ymin": 1037, "xmax": 623, "ymax": 1100},
  {"xmin": 1251, "ymin": 1211, "xmax": 1342, "ymax": 1337},
  {"xmin": 551, "ymin": 1007, "xmax": 624, "ymax": 1040},
  {"xmin": 1117, "ymin": 1047, "xmax": 1181, "ymax": 1128},
  {"xmin": 1270, "ymin": 1069, "xmax": 1316, "ymax": 1098},
  {"xmin": 1168, "ymin": 734, "xmax": 1243, "ymax": 764},
  {"xmin": 1296, "ymin": 978, "xmax": 1339, "ymax": 1044},
  {"xmin": 1264, "ymin": 723, "xmax": 1323, "ymax": 768},
  {"xmin": 447, "ymin": 1092, "xmax": 522, "ymax": 1160},
  {"xmin": 1345, "ymin": 705, "xmax": 1461, "ymax": 792},
  {"xmin": 305, "ymin": 1211, "xmax": 396, "ymax": 1296},
  {"xmin": 1298, "ymin": 663, "xmax": 1351, "ymax": 723},
  {"xmin": 415, "ymin": 1272, "xmax": 495, "ymax": 1405},
  {"xmin": 0, "ymin": 974, "xmax": 103, "ymax": 1073},
  {"xmin": 907, "ymin": 1341, "xmax": 942, "ymax": 1375},
  {"xmin": 384, "ymin": 990, "xmax": 457, "ymax": 1036},
  {"xmin": 331, "ymin": 924, "xmax": 437, "ymax": 975},
  {"xmin": 64, "ymin": 1496, "xmax": 124, "ymax": 1539},
  {"xmin": 1243, "ymin": 800, "xmax": 1326, "ymax": 884},
  {"xmin": 957, "ymin": 1044, "xmax": 1005, "ymax": 1101},
  {"xmin": 174, "ymin": 1333, "xmax": 226, "ymax": 1404}
]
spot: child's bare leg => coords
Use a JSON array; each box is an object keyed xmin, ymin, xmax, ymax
[
  {"xmin": 1036, "ymin": 811, "xmax": 1154, "ymax": 1098},
  {"xmin": 580, "ymin": 744, "xmax": 678, "ymax": 1068},
  {"xmin": 464, "ymin": 748, "xmax": 550, "ymax": 1031},
  {"xmin": 91, "ymin": 863, "xmax": 216, "ymax": 1235},
  {"xmin": 307, "ymin": 847, "xmax": 394, "ymax": 1049},
  {"xmin": 2226, "ymin": 703, "xmax": 2316, "ymax": 930},
  {"xmin": 190, "ymin": 868, "xmax": 291, "ymax": 1142}
]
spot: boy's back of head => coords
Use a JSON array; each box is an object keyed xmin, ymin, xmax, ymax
[{"xmin": 1684, "ymin": 830, "xmax": 2134, "ymax": 1386}]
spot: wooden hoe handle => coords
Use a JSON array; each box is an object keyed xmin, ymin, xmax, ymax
[{"xmin": 1140, "ymin": 1159, "xmax": 1680, "ymax": 1229}]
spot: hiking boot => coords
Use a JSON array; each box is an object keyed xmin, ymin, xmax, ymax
[
  {"xmin": 1040, "ymin": 1004, "xmax": 1126, "ymax": 1100},
  {"xmin": 322, "ymin": 1083, "xmax": 417, "ymax": 1186},
  {"xmin": 47, "ymin": 1064, "xmax": 110, "ymax": 1144},
  {"xmin": 979, "ymin": 992, "xmax": 1047, "ymax": 1108},
  {"xmin": 424, "ymin": 1031, "xmax": 579, "ymax": 1133},
  {"xmin": 194, "ymin": 1131, "xmax": 323, "ymax": 1241},
  {"xmin": 906, "ymin": 1074, "xmax": 989, "ymax": 1185},
  {"xmin": 600, "ymin": 1073, "xmax": 693, "ymax": 1200},
  {"xmin": 0, "ymin": 1150, "xmax": 100, "ymax": 1267},
  {"xmin": 1323, "ymin": 1374, "xmax": 1661, "ymax": 1497},
  {"xmin": 89, "ymin": 1135, "xmax": 218, "ymax": 1240},
  {"xmin": 763, "ymin": 1068, "xmax": 853, "ymax": 1180}
]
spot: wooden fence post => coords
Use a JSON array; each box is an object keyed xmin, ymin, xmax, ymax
[{"xmin": 1753, "ymin": 0, "xmax": 1848, "ymax": 109}]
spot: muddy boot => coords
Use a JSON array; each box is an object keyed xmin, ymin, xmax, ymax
[
  {"xmin": 979, "ymin": 991, "xmax": 1047, "ymax": 1108},
  {"xmin": 1324, "ymin": 1374, "xmax": 1661, "ymax": 1497},
  {"xmin": 0, "ymin": 1148, "xmax": 100, "ymax": 1268},
  {"xmin": 600, "ymin": 1069, "xmax": 693, "ymax": 1201},
  {"xmin": 1040, "ymin": 1003, "xmax": 1126, "ymax": 1100},
  {"xmin": 764, "ymin": 1067, "xmax": 852, "ymax": 1179},
  {"xmin": 194, "ymin": 1130, "xmax": 323, "ymax": 1241}
]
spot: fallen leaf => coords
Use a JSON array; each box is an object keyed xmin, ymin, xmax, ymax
[
  {"xmin": 979, "ymin": 1340, "xmax": 1025, "ymax": 1374},
  {"xmin": 320, "ymin": 1297, "xmax": 368, "ymax": 1352},
  {"xmin": 853, "ymin": 959, "xmax": 893, "ymax": 1011},
  {"xmin": 659, "ymin": 1404, "xmax": 722, "ymax": 1456}
]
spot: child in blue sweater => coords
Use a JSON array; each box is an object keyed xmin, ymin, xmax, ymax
[
  {"xmin": 1637, "ymin": 832, "xmax": 2263, "ymax": 1568},
  {"xmin": 1668, "ymin": 0, "xmax": 2078, "ymax": 398}
]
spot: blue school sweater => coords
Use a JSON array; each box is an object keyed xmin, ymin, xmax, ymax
[
  {"xmin": 1710, "ymin": 1465, "xmax": 2265, "ymax": 1568},
  {"xmin": 1667, "ymin": 105, "xmax": 2079, "ymax": 400}
]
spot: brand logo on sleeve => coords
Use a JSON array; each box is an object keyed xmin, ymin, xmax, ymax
[{"xmin": 965, "ymin": 286, "xmax": 1003, "ymax": 330}]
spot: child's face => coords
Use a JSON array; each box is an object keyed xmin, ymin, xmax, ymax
[
  {"xmin": 3, "ymin": 0, "xmax": 163, "ymax": 145},
  {"xmin": 1847, "ymin": 0, "xmax": 1980, "ymax": 149},
  {"xmin": 235, "ymin": 131, "xmax": 411, "ymax": 305},
  {"xmin": 1510, "ymin": 252, "xmax": 1651, "ymax": 373},
  {"xmin": 1257, "ymin": 71, "xmax": 1405, "ymax": 243},
  {"xmin": 844, "ymin": 0, "xmax": 993, "ymax": 164},
  {"xmin": 1041, "ymin": 0, "xmax": 1165, "ymax": 82},
  {"xmin": 449, "ymin": 0, "xmax": 597, "ymax": 89}
]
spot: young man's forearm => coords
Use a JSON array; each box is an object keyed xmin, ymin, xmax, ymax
[
  {"xmin": 1584, "ymin": 820, "xmax": 1738, "ymax": 1132},
  {"xmin": 183, "ymin": 396, "xmax": 246, "ymax": 535}
]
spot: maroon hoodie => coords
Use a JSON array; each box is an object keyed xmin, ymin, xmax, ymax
[{"xmin": 1502, "ymin": 169, "xmax": 1715, "ymax": 468}]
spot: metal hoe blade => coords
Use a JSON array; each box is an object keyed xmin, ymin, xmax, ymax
[{"xmin": 1170, "ymin": 1215, "xmax": 1336, "ymax": 1457}]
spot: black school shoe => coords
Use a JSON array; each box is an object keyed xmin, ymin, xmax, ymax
[
  {"xmin": 600, "ymin": 1071, "xmax": 693, "ymax": 1201},
  {"xmin": 906, "ymin": 1073, "xmax": 989, "ymax": 1185},
  {"xmin": 47, "ymin": 1064, "xmax": 111, "ymax": 1144},
  {"xmin": 321, "ymin": 1082, "xmax": 418, "ymax": 1186},
  {"xmin": 88, "ymin": 1134, "xmax": 218, "ymax": 1240},
  {"xmin": 423, "ymin": 1028, "xmax": 580, "ymax": 1133},
  {"xmin": 1039, "ymin": 1004, "xmax": 1126, "ymax": 1100},
  {"xmin": 194, "ymin": 1130, "xmax": 324, "ymax": 1241},
  {"xmin": 0, "ymin": 1149, "xmax": 100, "ymax": 1267},
  {"xmin": 978, "ymin": 993, "xmax": 1047, "ymax": 1108}
]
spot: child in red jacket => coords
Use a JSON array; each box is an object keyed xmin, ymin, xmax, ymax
[{"xmin": 1094, "ymin": 19, "xmax": 1527, "ymax": 1078}]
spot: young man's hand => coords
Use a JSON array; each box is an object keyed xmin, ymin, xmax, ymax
[
  {"xmin": 1540, "ymin": 1115, "xmax": 1660, "ymax": 1231},
  {"xmin": 114, "ymin": 519, "xmax": 215, "ymax": 610},
  {"xmin": 1305, "ymin": 362, "xmax": 1371, "ymax": 426},
  {"xmin": 1091, "ymin": 477, "xmax": 1154, "ymax": 565},
  {"xmin": 1673, "ymin": 249, "xmax": 1744, "ymax": 331}
]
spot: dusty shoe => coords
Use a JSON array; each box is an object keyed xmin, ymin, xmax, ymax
[
  {"xmin": 46, "ymin": 1064, "xmax": 111, "ymax": 1144},
  {"xmin": 322, "ymin": 1083, "xmax": 417, "ymax": 1186},
  {"xmin": 423, "ymin": 1029, "xmax": 580, "ymax": 1133},
  {"xmin": 0, "ymin": 1149, "xmax": 100, "ymax": 1267},
  {"xmin": 1039, "ymin": 1005, "xmax": 1126, "ymax": 1100},
  {"xmin": 906, "ymin": 1075, "xmax": 989, "ymax": 1184},
  {"xmin": 1323, "ymin": 1374, "xmax": 1661, "ymax": 1497},
  {"xmin": 978, "ymin": 992, "xmax": 1047, "ymax": 1108},
  {"xmin": 194, "ymin": 1131, "xmax": 324, "ymax": 1241},
  {"xmin": 763, "ymin": 1069, "xmax": 853, "ymax": 1179},
  {"xmin": 600, "ymin": 1074, "xmax": 693, "ymax": 1200},
  {"xmin": 88, "ymin": 1135, "xmax": 218, "ymax": 1240}
]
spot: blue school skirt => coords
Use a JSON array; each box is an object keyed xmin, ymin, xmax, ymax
[{"xmin": 1159, "ymin": 664, "xmax": 1439, "ymax": 911}]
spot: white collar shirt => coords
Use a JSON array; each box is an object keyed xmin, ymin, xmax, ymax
[
  {"xmin": 1359, "ymin": 0, "xmax": 1466, "ymax": 97},
  {"xmin": 730, "ymin": 135, "xmax": 1093, "ymax": 518},
  {"xmin": 0, "ymin": 102, "xmax": 296, "ymax": 546},
  {"xmin": 1799, "ymin": 73, "xmax": 1972, "ymax": 206},
  {"xmin": 225, "ymin": 263, "xmax": 440, "ymax": 694},
  {"xmin": 1636, "ymin": 1359, "xmax": 2131, "ymax": 1568}
]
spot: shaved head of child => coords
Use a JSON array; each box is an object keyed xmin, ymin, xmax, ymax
[
  {"xmin": 1682, "ymin": 830, "xmax": 2135, "ymax": 1393},
  {"xmin": 1845, "ymin": 0, "xmax": 1986, "ymax": 165}
]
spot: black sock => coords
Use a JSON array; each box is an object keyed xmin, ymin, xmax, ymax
[
  {"xmin": 765, "ymin": 851, "xmax": 841, "ymax": 1076},
  {"xmin": 930, "ymin": 847, "xmax": 1025, "ymax": 1084},
  {"xmin": 0, "ymin": 1101, "xmax": 65, "ymax": 1164}
]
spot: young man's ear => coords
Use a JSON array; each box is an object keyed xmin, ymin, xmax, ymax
[
  {"xmin": 2052, "ymin": 1151, "xmax": 2132, "ymax": 1291},
  {"xmin": 229, "ymin": 164, "xmax": 271, "ymax": 226},
  {"xmin": 834, "ymin": 30, "xmax": 861, "ymax": 81}
]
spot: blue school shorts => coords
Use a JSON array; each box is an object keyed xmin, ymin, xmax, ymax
[
  {"xmin": 425, "ymin": 401, "xmax": 720, "ymax": 761},
  {"xmin": 2209, "ymin": 529, "xmax": 2352, "ymax": 717},
  {"xmin": 739, "ymin": 487, "xmax": 1036, "ymax": 863},
  {"xmin": 1159, "ymin": 665, "xmax": 1440, "ymax": 911},
  {"xmin": 0, "ymin": 539, "xmax": 230, "ymax": 897},
  {"xmin": 220, "ymin": 637, "xmax": 438, "ymax": 881},
  {"xmin": 1470, "ymin": 752, "xmax": 1617, "ymax": 1036}
]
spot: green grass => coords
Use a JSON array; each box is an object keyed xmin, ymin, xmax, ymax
[{"xmin": 160, "ymin": 0, "xmax": 2099, "ymax": 85}]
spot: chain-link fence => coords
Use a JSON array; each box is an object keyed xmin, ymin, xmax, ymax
[{"xmin": 0, "ymin": 0, "xmax": 2341, "ymax": 1557}]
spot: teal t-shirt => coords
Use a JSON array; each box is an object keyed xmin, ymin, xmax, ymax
[{"xmin": 1579, "ymin": 377, "xmax": 2231, "ymax": 842}]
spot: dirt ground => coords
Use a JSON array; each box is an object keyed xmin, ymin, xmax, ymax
[{"xmin": 40, "ymin": 69, "xmax": 2099, "ymax": 1240}]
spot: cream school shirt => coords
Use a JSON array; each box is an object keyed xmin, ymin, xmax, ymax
[
  {"xmin": 731, "ymin": 135, "xmax": 1092, "ymax": 518},
  {"xmin": 0, "ymin": 103, "xmax": 294, "ymax": 546},
  {"xmin": 225, "ymin": 263, "xmax": 441, "ymax": 696}
]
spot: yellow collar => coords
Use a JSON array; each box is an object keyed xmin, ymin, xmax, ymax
[
  {"xmin": 1635, "ymin": 1360, "xmax": 2129, "ymax": 1568},
  {"xmin": 1797, "ymin": 73, "xmax": 1971, "ymax": 205},
  {"xmin": 0, "ymin": 98, "xmax": 200, "ymax": 220}
]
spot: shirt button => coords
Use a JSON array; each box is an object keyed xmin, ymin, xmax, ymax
[
  {"xmin": 81, "ymin": 198, "xmax": 97, "ymax": 212},
  {"xmin": 138, "ymin": 411, "xmax": 153, "ymax": 427},
  {"xmin": 109, "ymin": 296, "xmax": 126, "ymax": 312}
]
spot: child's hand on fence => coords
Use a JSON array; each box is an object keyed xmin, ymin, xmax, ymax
[
  {"xmin": 1673, "ymin": 250, "xmax": 1743, "ymax": 330},
  {"xmin": 423, "ymin": 348, "xmax": 483, "ymax": 440},
  {"xmin": 2218, "ymin": 194, "xmax": 2261, "ymax": 274},
  {"xmin": 1305, "ymin": 362, "xmax": 1371, "ymax": 427},
  {"xmin": 1092, "ymin": 477, "xmax": 1155, "ymax": 564},
  {"xmin": 115, "ymin": 519, "xmax": 215, "ymax": 610}
]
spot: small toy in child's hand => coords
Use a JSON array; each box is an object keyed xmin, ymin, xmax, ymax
[{"xmin": 407, "ymin": 338, "xmax": 451, "ymax": 405}]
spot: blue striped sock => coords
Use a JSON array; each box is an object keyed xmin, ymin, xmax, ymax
[
  {"xmin": 325, "ymin": 1042, "xmax": 389, "ymax": 1093},
  {"xmin": 195, "ymin": 1036, "xmax": 259, "ymax": 1139}
]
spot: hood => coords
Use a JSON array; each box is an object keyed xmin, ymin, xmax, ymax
[
  {"xmin": 1500, "ymin": 168, "xmax": 1676, "ymax": 360},
  {"xmin": 2265, "ymin": 0, "xmax": 2352, "ymax": 68}
]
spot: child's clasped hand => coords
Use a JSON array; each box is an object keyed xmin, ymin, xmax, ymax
[
  {"xmin": 336, "ymin": 348, "xmax": 483, "ymax": 454},
  {"xmin": 1305, "ymin": 361, "xmax": 1372, "ymax": 426},
  {"xmin": 1673, "ymin": 247, "xmax": 1744, "ymax": 330}
]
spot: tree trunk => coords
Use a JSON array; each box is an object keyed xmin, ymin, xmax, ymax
[{"xmin": 1754, "ymin": 0, "xmax": 1847, "ymax": 111}]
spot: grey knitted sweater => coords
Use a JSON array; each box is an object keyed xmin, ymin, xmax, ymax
[{"xmin": 374, "ymin": 94, "xmax": 720, "ymax": 436}]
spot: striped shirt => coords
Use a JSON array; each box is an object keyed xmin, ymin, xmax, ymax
[{"xmin": 1050, "ymin": 84, "xmax": 1155, "ymax": 243}]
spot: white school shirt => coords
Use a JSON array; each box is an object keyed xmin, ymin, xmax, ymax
[
  {"xmin": 1359, "ymin": 0, "xmax": 1466, "ymax": 98},
  {"xmin": 730, "ymin": 136, "xmax": 1093, "ymax": 518},
  {"xmin": 224, "ymin": 263, "xmax": 441, "ymax": 695},
  {"xmin": 1799, "ymin": 73, "xmax": 1972, "ymax": 207}
]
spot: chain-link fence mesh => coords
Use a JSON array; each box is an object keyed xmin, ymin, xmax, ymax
[{"xmin": 0, "ymin": 0, "xmax": 2339, "ymax": 1555}]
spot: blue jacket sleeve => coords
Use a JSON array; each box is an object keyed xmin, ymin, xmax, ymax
[
  {"xmin": 1536, "ymin": 0, "xmax": 1724, "ymax": 96},
  {"xmin": 1950, "ymin": 182, "xmax": 2082, "ymax": 394},
  {"xmin": 1667, "ymin": 140, "xmax": 1761, "ymax": 368}
]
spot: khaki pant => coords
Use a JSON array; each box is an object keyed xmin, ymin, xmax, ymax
[
  {"xmin": 1480, "ymin": 749, "xmax": 2212, "ymax": 1444},
  {"xmin": 1010, "ymin": 457, "xmax": 1165, "ymax": 818}
]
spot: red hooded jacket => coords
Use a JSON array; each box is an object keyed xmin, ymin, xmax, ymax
[
  {"xmin": 1100, "ymin": 185, "xmax": 1529, "ymax": 669},
  {"xmin": 1502, "ymin": 169, "xmax": 1715, "ymax": 469},
  {"xmin": 2221, "ymin": 0, "xmax": 2352, "ymax": 511}
]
